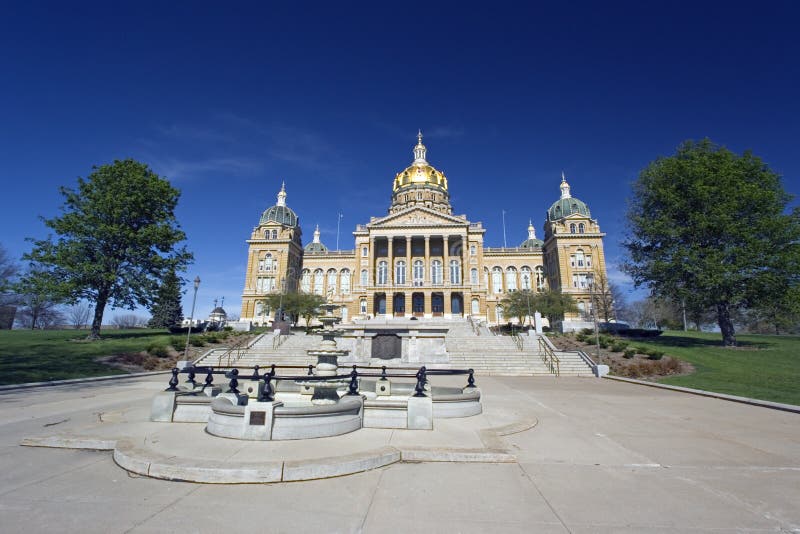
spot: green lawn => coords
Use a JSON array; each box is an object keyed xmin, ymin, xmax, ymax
[
  {"xmin": 622, "ymin": 330, "xmax": 800, "ymax": 406},
  {"xmin": 0, "ymin": 329, "xmax": 174, "ymax": 385}
]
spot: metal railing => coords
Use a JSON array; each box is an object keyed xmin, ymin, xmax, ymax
[
  {"xmin": 538, "ymin": 336, "xmax": 561, "ymax": 376},
  {"xmin": 215, "ymin": 334, "xmax": 260, "ymax": 367},
  {"xmin": 165, "ymin": 364, "xmax": 478, "ymax": 401},
  {"xmin": 510, "ymin": 332, "xmax": 524, "ymax": 351},
  {"xmin": 466, "ymin": 315, "xmax": 480, "ymax": 336},
  {"xmin": 272, "ymin": 332, "xmax": 288, "ymax": 350}
]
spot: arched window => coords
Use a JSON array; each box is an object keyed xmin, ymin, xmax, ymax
[
  {"xmin": 506, "ymin": 267, "xmax": 517, "ymax": 292},
  {"xmin": 578, "ymin": 301, "xmax": 586, "ymax": 317},
  {"xmin": 413, "ymin": 260, "xmax": 424, "ymax": 286},
  {"xmin": 492, "ymin": 267, "xmax": 503, "ymax": 294},
  {"xmin": 340, "ymin": 269, "xmax": 350, "ymax": 294},
  {"xmin": 578, "ymin": 223, "xmax": 585, "ymax": 234},
  {"xmin": 431, "ymin": 260, "xmax": 443, "ymax": 284},
  {"xmin": 484, "ymin": 268, "xmax": 489, "ymax": 290},
  {"xmin": 264, "ymin": 253, "xmax": 273, "ymax": 271},
  {"xmin": 313, "ymin": 269, "xmax": 324, "ymax": 294},
  {"xmin": 395, "ymin": 260, "xmax": 406, "ymax": 285},
  {"xmin": 470, "ymin": 244, "xmax": 477, "ymax": 256},
  {"xmin": 377, "ymin": 261, "xmax": 388, "ymax": 285},
  {"xmin": 264, "ymin": 230, "xmax": 270, "ymax": 239},
  {"xmin": 327, "ymin": 269, "xmax": 337, "ymax": 294},
  {"xmin": 449, "ymin": 260, "xmax": 461, "ymax": 284},
  {"xmin": 300, "ymin": 269, "xmax": 311, "ymax": 292},
  {"xmin": 361, "ymin": 246, "xmax": 368, "ymax": 257},
  {"xmin": 570, "ymin": 223, "xmax": 576, "ymax": 234},
  {"xmin": 535, "ymin": 266, "xmax": 546, "ymax": 291},
  {"xmin": 575, "ymin": 249, "xmax": 585, "ymax": 268},
  {"xmin": 470, "ymin": 267, "xmax": 478, "ymax": 284},
  {"xmin": 521, "ymin": 267, "xmax": 532, "ymax": 290},
  {"xmin": 360, "ymin": 269, "xmax": 368, "ymax": 287},
  {"xmin": 471, "ymin": 298, "xmax": 480, "ymax": 315},
  {"xmin": 271, "ymin": 229, "xmax": 278, "ymax": 239},
  {"xmin": 360, "ymin": 298, "xmax": 367, "ymax": 314}
]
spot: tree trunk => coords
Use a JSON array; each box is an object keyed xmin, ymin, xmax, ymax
[
  {"xmin": 89, "ymin": 292, "xmax": 108, "ymax": 340},
  {"xmin": 716, "ymin": 302, "xmax": 736, "ymax": 347}
]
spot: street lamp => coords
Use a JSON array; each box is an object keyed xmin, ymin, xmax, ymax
[
  {"xmin": 588, "ymin": 275, "xmax": 601, "ymax": 364},
  {"xmin": 184, "ymin": 276, "xmax": 201, "ymax": 361}
]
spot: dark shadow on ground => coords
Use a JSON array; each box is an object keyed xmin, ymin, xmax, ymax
[{"xmin": 630, "ymin": 335, "xmax": 770, "ymax": 350}]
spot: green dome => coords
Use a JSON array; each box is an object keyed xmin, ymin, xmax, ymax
[
  {"xmin": 304, "ymin": 241, "xmax": 328, "ymax": 253},
  {"xmin": 259, "ymin": 205, "xmax": 298, "ymax": 227},
  {"xmin": 519, "ymin": 238, "xmax": 543, "ymax": 249},
  {"xmin": 547, "ymin": 197, "xmax": 591, "ymax": 221}
]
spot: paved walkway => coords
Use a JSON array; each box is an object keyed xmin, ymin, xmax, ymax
[{"xmin": 0, "ymin": 374, "xmax": 798, "ymax": 532}]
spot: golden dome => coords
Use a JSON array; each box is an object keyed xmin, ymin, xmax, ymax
[{"xmin": 392, "ymin": 131, "xmax": 449, "ymax": 192}]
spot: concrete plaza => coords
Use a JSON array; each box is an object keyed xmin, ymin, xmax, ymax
[{"xmin": 0, "ymin": 374, "xmax": 798, "ymax": 533}]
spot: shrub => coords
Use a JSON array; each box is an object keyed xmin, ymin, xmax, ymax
[
  {"xmin": 223, "ymin": 326, "xmax": 233, "ymax": 332},
  {"xmin": 623, "ymin": 348, "xmax": 636, "ymax": 359},
  {"xmin": 634, "ymin": 346, "xmax": 648, "ymax": 355},
  {"xmin": 204, "ymin": 333, "xmax": 219, "ymax": 343},
  {"xmin": 610, "ymin": 342, "xmax": 627, "ymax": 353},
  {"xmin": 580, "ymin": 328, "xmax": 594, "ymax": 335},
  {"xmin": 575, "ymin": 333, "xmax": 587, "ymax": 343},
  {"xmin": 599, "ymin": 339, "xmax": 609, "ymax": 349},
  {"xmin": 189, "ymin": 337, "xmax": 206, "ymax": 347},
  {"xmin": 146, "ymin": 343, "xmax": 170, "ymax": 358},
  {"xmin": 648, "ymin": 351, "xmax": 664, "ymax": 360},
  {"xmin": 169, "ymin": 336, "xmax": 185, "ymax": 349}
]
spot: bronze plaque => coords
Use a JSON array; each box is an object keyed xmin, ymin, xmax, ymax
[{"xmin": 249, "ymin": 411, "xmax": 266, "ymax": 425}]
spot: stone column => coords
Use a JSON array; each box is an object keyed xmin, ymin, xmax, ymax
[
  {"xmin": 369, "ymin": 237, "xmax": 376, "ymax": 286},
  {"xmin": 424, "ymin": 236, "xmax": 430, "ymax": 285},
  {"xmin": 444, "ymin": 291, "xmax": 451, "ymax": 316},
  {"xmin": 405, "ymin": 236, "xmax": 412, "ymax": 285},
  {"xmin": 443, "ymin": 235, "xmax": 450, "ymax": 284},
  {"xmin": 387, "ymin": 236, "xmax": 394, "ymax": 285}
]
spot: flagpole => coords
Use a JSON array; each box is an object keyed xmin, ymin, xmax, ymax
[
  {"xmin": 502, "ymin": 210, "xmax": 507, "ymax": 248},
  {"xmin": 336, "ymin": 211, "xmax": 343, "ymax": 251}
]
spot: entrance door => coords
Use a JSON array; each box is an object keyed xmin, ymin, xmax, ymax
[
  {"xmin": 393, "ymin": 293, "xmax": 405, "ymax": 317},
  {"xmin": 374, "ymin": 294, "xmax": 386, "ymax": 315},
  {"xmin": 451, "ymin": 293, "xmax": 463, "ymax": 316},
  {"xmin": 371, "ymin": 334, "xmax": 401, "ymax": 359},
  {"xmin": 432, "ymin": 293, "xmax": 444, "ymax": 316},
  {"xmin": 412, "ymin": 293, "xmax": 424, "ymax": 316}
]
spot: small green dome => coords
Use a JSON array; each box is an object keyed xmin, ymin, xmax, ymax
[
  {"xmin": 304, "ymin": 241, "xmax": 328, "ymax": 253},
  {"xmin": 547, "ymin": 197, "xmax": 591, "ymax": 221},
  {"xmin": 259, "ymin": 205, "xmax": 298, "ymax": 227},
  {"xmin": 519, "ymin": 238, "xmax": 543, "ymax": 249}
]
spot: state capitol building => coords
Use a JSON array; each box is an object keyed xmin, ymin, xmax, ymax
[{"xmin": 240, "ymin": 133, "xmax": 609, "ymax": 331}]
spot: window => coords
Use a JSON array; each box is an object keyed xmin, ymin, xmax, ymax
[
  {"xmin": 572, "ymin": 273, "xmax": 589, "ymax": 288},
  {"xmin": 586, "ymin": 255, "xmax": 592, "ymax": 268},
  {"xmin": 264, "ymin": 230, "xmax": 270, "ymax": 239},
  {"xmin": 484, "ymin": 268, "xmax": 489, "ymax": 290},
  {"xmin": 470, "ymin": 268, "xmax": 479, "ymax": 284},
  {"xmin": 300, "ymin": 269, "xmax": 311, "ymax": 292},
  {"xmin": 256, "ymin": 276, "xmax": 275, "ymax": 292},
  {"xmin": 535, "ymin": 266, "xmax": 546, "ymax": 291},
  {"xmin": 395, "ymin": 260, "xmax": 406, "ymax": 285},
  {"xmin": 492, "ymin": 267, "xmax": 503, "ymax": 294},
  {"xmin": 271, "ymin": 229, "xmax": 278, "ymax": 239},
  {"xmin": 570, "ymin": 223, "xmax": 576, "ymax": 234},
  {"xmin": 327, "ymin": 269, "xmax": 337, "ymax": 294},
  {"xmin": 361, "ymin": 246, "xmax": 368, "ymax": 257},
  {"xmin": 417, "ymin": 191, "xmax": 423, "ymax": 200},
  {"xmin": 470, "ymin": 244, "xmax": 477, "ymax": 256},
  {"xmin": 360, "ymin": 269, "xmax": 368, "ymax": 287},
  {"xmin": 506, "ymin": 267, "xmax": 517, "ymax": 292},
  {"xmin": 264, "ymin": 253, "xmax": 273, "ymax": 271},
  {"xmin": 313, "ymin": 269, "xmax": 324, "ymax": 294},
  {"xmin": 413, "ymin": 260, "xmax": 424, "ymax": 286},
  {"xmin": 521, "ymin": 267, "xmax": 531, "ymax": 290},
  {"xmin": 471, "ymin": 298, "xmax": 480, "ymax": 315},
  {"xmin": 449, "ymin": 260, "xmax": 461, "ymax": 284},
  {"xmin": 578, "ymin": 223, "xmax": 585, "ymax": 234},
  {"xmin": 360, "ymin": 299, "xmax": 367, "ymax": 314},
  {"xmin": 431, "ymin": 260, "xmax": 443, "ymax": 284},
  {"xmin": 340, "ymin": 269, "xmax": 350, "ymax": 294},
  {"xmin": 377, "ymin": 261, "xmax": 388, "ymax": 285},
  {"xmin": 576, "ymin": 249, "xmax": 585, "ymax": 267}
]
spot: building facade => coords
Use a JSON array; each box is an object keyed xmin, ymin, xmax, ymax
[{"xmin": 241, "ymin": 134, "xmax": 608, "ymax": 330}]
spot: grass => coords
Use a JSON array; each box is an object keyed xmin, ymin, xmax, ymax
[
  {"xmin": 0, "ymin": 328, "xmax": 175, "ymax": 385},
  {"xmin": 620, "ymin": 330, "xmax": 800, "ymax": 406}
]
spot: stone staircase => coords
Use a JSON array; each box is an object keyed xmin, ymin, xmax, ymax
[
  {"xmin": 444, "ymin": 321, "xmax": 553, "ymax": 376},
  {"xmin": 194, "ymin": 320, "xmax": 595, "ymax": 377}
]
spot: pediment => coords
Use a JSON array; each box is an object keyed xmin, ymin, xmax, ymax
[{"xmin": 368, "ymin": 207, "xmax": 469, "ymax": 228}]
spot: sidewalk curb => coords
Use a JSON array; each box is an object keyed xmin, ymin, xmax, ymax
[
  {"xmin": 0, "ymin": 371, "xmax": 170, "ymax": 392},
  {"xmin": 604, "ymin": 375, "xmax": 800, "ymax": 414}
]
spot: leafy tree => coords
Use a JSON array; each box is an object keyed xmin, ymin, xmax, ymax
[
  {"xmin": 499, "ymin": 290, "xmax": 535, "ymax": 326},
  {"xmin": 14, "ymin": 267, "xmax": 65, "ymax": 329},
  {"xmin": 533, "ymin": 288, "xmax": 578, "ymax": 326},
  {"xmin": 23, "ymin": 159, "xmax": 192, "ymax": 339},
  {"xmin": 623, "ymin": 139, "xmax": 800, "ymax": 346},
  {"xmin": 147, "ymin": 269, "xmax": 184, "ymax": 328},
  {"xmin": 0, "ymin": 244, "xmax": 19, "ymax": 329},
  {"xmin": 262, "ymin": 291, "xmax": 326, "ymax": 329}
]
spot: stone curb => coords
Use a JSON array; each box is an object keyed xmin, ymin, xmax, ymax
[
  {"xmin": 20, "ymin": 436, "xmax": 117, "ymax": 450},
  {"xmin": 604, "ymin": 376, "xmax": 800, "ymax": 414},
  {"xmin": 0, "ymin": 371, "xmax": 170, "ymax": 392},
  {"xmin": 398, "ymin": 446, "xmax": 515, "ymax": 463}
]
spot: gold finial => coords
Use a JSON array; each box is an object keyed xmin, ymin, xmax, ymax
[
  {"xmin": 277, "ymin": 181, "xmax": 287, "ymax": 206},
  {"xmin": 417, "ymin": 129, "xmax": 423, "ymax": 144},
  {"xmin": 413, "ymin": 130, "xmax": 427, "ymax": 164}
]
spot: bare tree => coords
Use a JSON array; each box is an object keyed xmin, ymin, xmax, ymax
[
  {"xmin": 112, "ymin": 314, "xmax": 147, "ymax": 328},
  {"xmin": 16, "ymin": 295, "xmax": 64, "ymax": 329},
  {"xmin": 67, "ymin": 302, "xmax": 93, "ymax": 329},
  {"xmin": 589, "ymin": 271, "xmax": 615, "ymax": 323}
]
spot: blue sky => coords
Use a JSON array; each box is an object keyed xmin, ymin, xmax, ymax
[{"xmin": 1, "ymin": 2, "xmax": 798, "ymax": 321}]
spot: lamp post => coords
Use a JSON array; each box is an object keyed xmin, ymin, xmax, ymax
[
  {"xmin": 588, "ymin": 275, "xmax": 601, "ymax": 363},
  {"xmin": 184, "ymin": 276, "xmax": 201, "ymax": 360}
]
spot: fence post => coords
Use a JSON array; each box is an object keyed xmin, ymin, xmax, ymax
[
  {"xmin": 227, "ymin": 368, "xmax": 239, "ymax": 394},
  {"xmin": 466, "ymin": 368, "xmax": 476, "ymax": 388},
  {"xmin": 166, "ymin": 368, "xmax": 179, "ymax": 391},
  {"xmin": 413, "ymin": 366, "xmax": 427, "ymax": 397},
  {"xmin": 347, "ymin": 367, "xmax": 360, "ymax": 396}
]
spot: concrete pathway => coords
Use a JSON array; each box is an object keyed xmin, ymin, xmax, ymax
[{"xmin": 0, "ymin": 374, "xmax": 798, "ymax": 532}]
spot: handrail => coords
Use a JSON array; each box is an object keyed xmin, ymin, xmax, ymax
[
  {"xmin": 538, "ymin": 336, "xmax": 560, "ymax": 376},
  {"xmin": 510, "ymin": 332, "xmax": 524, "ymax": 351},
  {"xmin": 272, "ymin": 332, "xmax": 288, "ymax": 350},
  {"xmin": 215, "ymin": 334, "xmax": 259, "ymax": 367}
]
